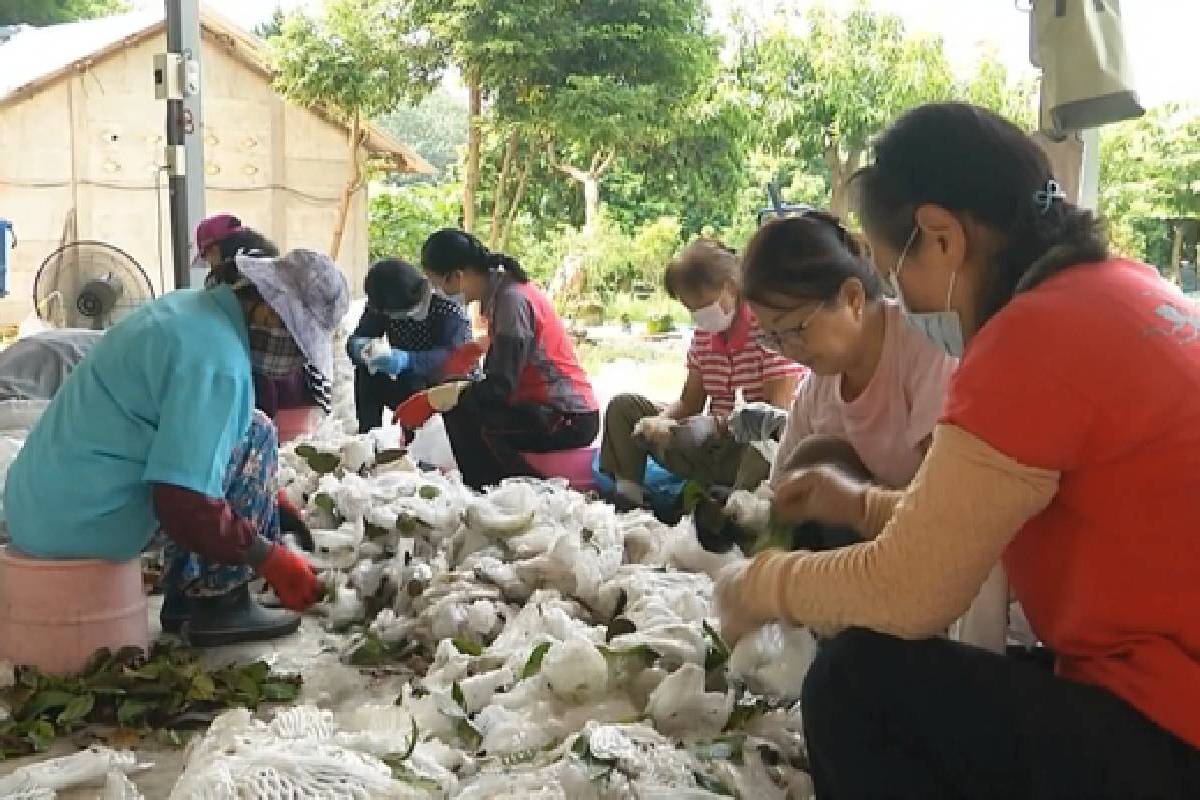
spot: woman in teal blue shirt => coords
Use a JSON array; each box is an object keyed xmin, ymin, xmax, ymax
[{"xmin": 4, "ymin": 249, "xmax": 349, "ymax": 647}]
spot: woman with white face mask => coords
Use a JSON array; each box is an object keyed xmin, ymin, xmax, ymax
[
  {"xmin": 599, "ymin": 239, "xmax": 806, "ymax": 514},
  {"xmin": 716, "ymin": 102, "xmax": 1200, "ymax": 798},
  {"xmin": 346, "ymin": 258, "xmax": 471, "ymax": 433}
]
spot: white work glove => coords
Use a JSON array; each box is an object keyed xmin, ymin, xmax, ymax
[
  {"xmin": 633, "ymin": 416, "xmax": 677, "ymax": 449},
  {"xmin": 729, "ymin": 402, "xmax": 789, "ymax": 444}
]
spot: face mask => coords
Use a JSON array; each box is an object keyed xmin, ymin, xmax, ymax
[
  {"xmin": 691, "ymin": 298, "xmax": 735, "ymax": 333},
  {"xmin": 248, "ymin": 324, "xmax": 306, "ymax": 380},
  {"xmin": 890, "ymin": 228, "xmax": 964, "ymax": 357}
]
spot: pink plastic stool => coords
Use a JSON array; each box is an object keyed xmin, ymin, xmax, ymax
[
  {"xmin": 0, "ymin": 546, "xmax": 149, "ymax": 675},
  {"xmin": 275, "ymin": 406, "xmax": 320, "ymax": 444},
  {"xmin": 522, "ymin": 447, "xmax": 598, "ymax": 492}
]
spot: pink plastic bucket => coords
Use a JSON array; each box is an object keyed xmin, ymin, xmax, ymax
[
  {"xmin": 275, "ymin": 406, "xmax": 320, "ymax": 444},
  {"xmin": 0, "ymin": 546, "xmax": 149, "ymax": 675},
  {"xmin": 522, "ymin": 447, "xmax": 598, "ymax": 493}
]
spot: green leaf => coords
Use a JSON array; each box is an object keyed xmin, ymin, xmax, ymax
[
  {"xmin": 25, "ymin": 720, "xmax": 56, "ymax": 752},
  {"xmin": 681, "ymin": 481, "xmax": 707, "ymax": 514},
  {"xmin": 261, "ymin": 680, "xmax": 301, "ymax": 703},
  {"xmin": 19, "ymin": 689, "xmax": 78, "ymax": 720},
  {"xmin": 702, "ymin": 621, "xmax": 730, "ymax": 671},
  {"xmin": 450, "ymin": 681, "xmax": 465, "ymax": 709},
  {"xmin": 56, "ymin": 694, "xmax": 95, "ymax": 726},
  {"xmin": 116, "ymin": 698, "xmax": 155, "ymax": 726},
  {"xmin": 521, "ymin": 642, "xmax": 552, "ymax": 679},
  {"xmin": 418, "ymin": 485, "xmax": 441, "ymax": 500},
  {"xmin": 314, "ymin": 492, "xmax": 337, "ymax": 515},
  {"xmin": 185, "ymin": 673, "xmax": 216, "ymax": 702},
  {"xmin": 456, "ymin": 717, "xmax": 482, "ymax": 751},
  {"xmin": 693, "ymin": 770, "xmax": 734, "ymax": 796},
  {"xmin": 452, "ymin": 638, "xmax": 483, "ymax": 657}
]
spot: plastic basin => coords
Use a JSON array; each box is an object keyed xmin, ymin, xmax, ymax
[
  {"xmin": 522, "ymin": 447, "xmax": 599, "ymax": 492},
  {"xmin": 0, "ymin": 546, "xmax": 148, "ymax": 675},
  {"xmin": 275, "ymin": 406, "xmax": 320, "ymax": 444}
]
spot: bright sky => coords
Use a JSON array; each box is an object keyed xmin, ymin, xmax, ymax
[{"xmin": 156, "ymin": 0, "xmax": 1198, "ymax": 107}]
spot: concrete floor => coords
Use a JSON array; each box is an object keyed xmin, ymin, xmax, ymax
[{"xmin": 1, "ymin": 595, "xmax": 409, "ymax": 798}]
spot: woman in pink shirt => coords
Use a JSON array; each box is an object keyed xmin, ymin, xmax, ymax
[{"xmin": 736, "ymin": 212, "xmax": 956, "ymax": 505}]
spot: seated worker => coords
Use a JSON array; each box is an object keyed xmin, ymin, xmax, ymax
[
  {"xmin": 712, "ymin": 211, "xmax": 957, "ymax": 552},
  {"xmin": 346, "ymin": 258, "xmax": 471, "ymax": 433},
  {"xmin": 0, "ymin": 329, "xmax": 104, "ymax": 403},
  {"xmin": 716, "ymin": 103, "xmax": 1200, "ymax": 798},
  {"xmin": 599, "ymin": 239, "xmax": 805, "ymax": 511},
  {"xmin": 401, "ymin": 228, "xmax": 599, "ymax": 490},
  {"xmin": 4, "ymin": 249, "xmax": 348, "ymax": 647},
  {"xmin": 202, "ymin": 223, "xmax": 332, "ymax": 422}
]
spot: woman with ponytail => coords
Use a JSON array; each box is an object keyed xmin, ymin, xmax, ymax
[
  {"xmin": 716, "ymin": 102, "xmax": 1200, "ymax": 797},
  {"xmin": 409, "ymin": 228, "xmax": 599, "ymax": 489}
]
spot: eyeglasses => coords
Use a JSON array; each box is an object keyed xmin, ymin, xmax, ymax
[{"xmin": 755, "ymin": 302, "xmax": 825, "ymax": 353}]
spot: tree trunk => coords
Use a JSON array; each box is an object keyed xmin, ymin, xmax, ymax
[
  {"xmin": 489, "ymin": 130, "xmax": 519, "ymax": 248},
  {"xmin": 581, "ymin": 174, "xmax": 600, "ymax": 233},
  {"xmin": 500, "ymin": 151, "xmax": 533, "ymax": 250},
  {"xmin": 463, "ymin": 69, "xmax": 482, "ymax": 233},
  {"xmin": 330, "ymin": 110, "xmax": 362, "ymax": 260},
  {"xmin": 551, "ymin": 148, "xmax": 615, "ymax": 233},
  {"xmin": 825, "ymin": 144, "xmax": 863, "ymax": 221}
]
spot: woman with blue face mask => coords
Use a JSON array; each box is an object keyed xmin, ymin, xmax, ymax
[
  {"xmin": 347, "ymin": 258, "xmax": 471, "ymax": 433},
  {"xmin": 716, "ymin": 102, "xmax": 1200, "ymax": 798},
  {"xmin": 599, "ymin": 239, "xmax": 807, "ymax": 516}
]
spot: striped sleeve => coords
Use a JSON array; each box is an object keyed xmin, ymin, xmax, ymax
[{"xmin": 686, "ymin": 333, "xmax": 709, "ymax": 372}]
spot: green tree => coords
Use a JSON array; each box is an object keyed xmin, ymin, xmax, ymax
[
  {"xmin": 270, "ymin": 0, "xmax": 439, "ymax": 259},
  {"xmin": 1100, "ymin": 104, "xmax": 1200, "ymax": 268},
  {"xmin": 527, "ymin": 0, "xmax": 717, "ymax": 232},
  {"xmin": 0, "ymin": 0, "xmax": 126, "ymax": 26},
  {"xmin": 958, "ymin": 48, "xmax": 1037, "ymax": 130},
  {"xmin": 253, "ymin": 6, "xmax": 288, "ymax": 40},
  {"xmin": 378, "ymin": 89, "xmax": 469, "ymax": 184},
  {"xmin": 369, "ymin": 183, "xmax": 461, "ymax": 262},
  {"xmin": 740, "ymin": 2, "xmax": 954, "ymax": 219},
  {"xmin": 415, "ymin": 0, "xmax": 717, "ymax": 238}
]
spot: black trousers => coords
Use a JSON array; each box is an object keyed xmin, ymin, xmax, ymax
[
  {"xmin": 802, "ymin": 628, "xmax": 1200, "ymax": 800},
  {"xmin": 354, "ymin": 366, "xmax": 426, "ymax": 433},
  {"xmin": 441, "ymin": 389, "xmax": 599, "ymax": 490}
]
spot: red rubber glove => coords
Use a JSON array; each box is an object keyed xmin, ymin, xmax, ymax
[
  {"xmin": 443, "ymin": 339, "xmax": 487, "ymax": 378},
  {"xmin": 258, "ymin": 544, "xmax": 322, "ymax": 611},
  {"xmin": 394, "ymin": 390, "xmax": 435, "ymax": 428}
]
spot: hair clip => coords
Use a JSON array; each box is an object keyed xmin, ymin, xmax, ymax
[{"xmin": 1033, "ymin": 179, "xmax": 1067, "ymax": 215}]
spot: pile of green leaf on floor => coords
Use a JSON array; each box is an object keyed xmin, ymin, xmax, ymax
[{"xmin": 0, "ymin": 643, "xmax": 301, "ymax": 759}]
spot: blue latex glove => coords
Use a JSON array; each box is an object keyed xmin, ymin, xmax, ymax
[
  {"xmin": 348, "ymin": 336, "xmax": 371, "ymax": 365},
  {"xmin": 368, "ymin": 348, "xmax": 411, "ymax": 377}
]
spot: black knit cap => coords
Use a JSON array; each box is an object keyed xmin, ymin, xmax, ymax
[{"xmin": 365, "ymin": 258, "xmax": 428, "ymax": 312}]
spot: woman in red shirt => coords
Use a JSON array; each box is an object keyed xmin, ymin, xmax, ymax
[{"xmin": 717, "ymin": 102, "xmax": 1200, "ymax": 797}]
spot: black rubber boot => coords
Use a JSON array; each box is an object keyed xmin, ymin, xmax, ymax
[
  {"xmin": 183, "ymin": 583, "xmax": 301, "ymax": 647},
  {"xmin": 160, "ymin": 588, "xmax": 190, "ymax": 634}
]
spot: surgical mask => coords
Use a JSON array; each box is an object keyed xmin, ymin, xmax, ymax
[
  {"xmin": 248, "ymin": 324, "xmax": 306, "ymax": 380},
  {"xmin": 889, "ymin": 228, "xmax": 964, "ymax": 357},
  {"xmin": 691, "ymin": 299, "xmax": 735, "ymax": 333}
]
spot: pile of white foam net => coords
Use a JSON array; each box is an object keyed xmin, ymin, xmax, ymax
[{"xmin": 3, "ymin": 325, "xmax": 821, "ymax": 799}]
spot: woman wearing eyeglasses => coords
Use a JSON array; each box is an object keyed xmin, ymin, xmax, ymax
[
  {"xmin": 733, "ymin": 212, "xmax": 957, "ymax": 496},
  {"xmin": 598, "ymin": 238, "xmax": 806, "ymax": 513}
]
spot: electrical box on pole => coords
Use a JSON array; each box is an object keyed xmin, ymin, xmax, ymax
[{"xmin": 160, "ymin": 0, "xmax": 206, "ymax": 291}]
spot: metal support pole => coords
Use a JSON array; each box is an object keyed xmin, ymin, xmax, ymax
[{"xmin": 164, "ymin": 0, "xmax": 205, "ymax": 290}]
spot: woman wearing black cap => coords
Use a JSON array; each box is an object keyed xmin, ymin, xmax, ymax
[{"xmin": 347, "ymin": 258, "xmax": 471, "ymax": 433}]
